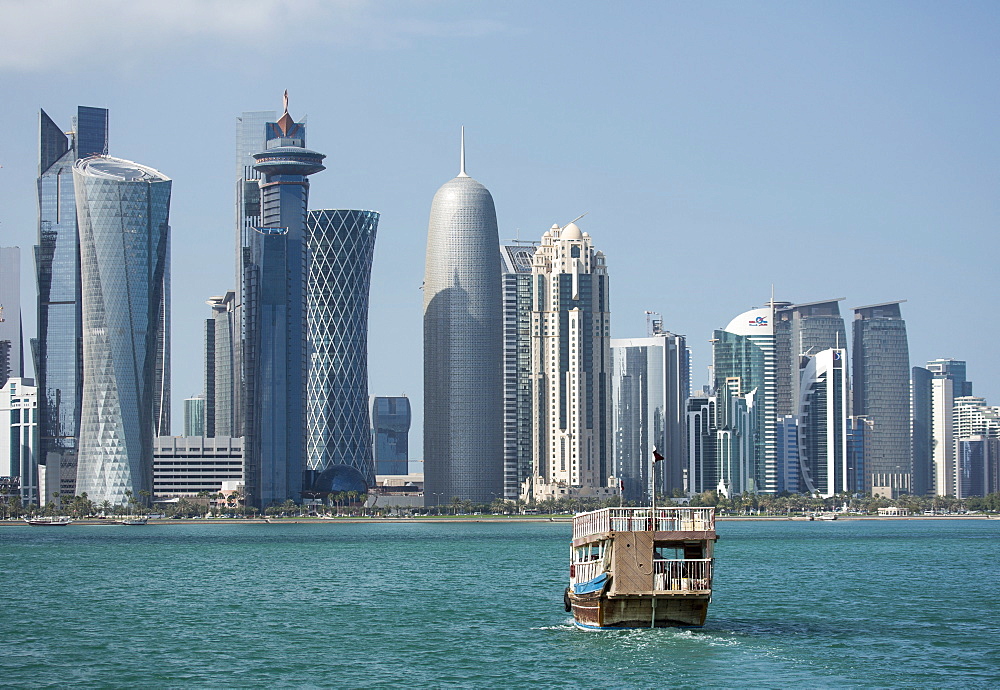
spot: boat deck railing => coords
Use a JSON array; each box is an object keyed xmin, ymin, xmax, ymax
[
  {"xmin": 573, "ymin": 507, "xmax": 715, "ymax": 541},
  {"xmin": 570, "ymin": 558, "xmax": 713, "ymax": 593},
  {"xmin": 653, "ymin": 558, "xmax": 712, "ymax": 592}
]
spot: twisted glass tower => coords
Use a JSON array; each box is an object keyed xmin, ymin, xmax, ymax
[
  {"xmin": 423, "ymin": 132, "xmax": 503, "ymax": 505},
  {"xmin": 73, "ymin": 156, "xmax": 171, "ymax": 506},
  {"xmin": 243, "ymin": 100, "xmax": 324, "ymax": 508},
  {"xmin": 305, "ymin": 209, "xmax": 379, "ymax": 494}
]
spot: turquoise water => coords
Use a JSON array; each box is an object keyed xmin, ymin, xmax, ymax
[{"xmin": 1, "ymin": 519, "xmax": 998, "ymax": 688}]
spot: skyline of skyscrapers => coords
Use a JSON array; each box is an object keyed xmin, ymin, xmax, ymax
[
  {"xmin": 73, "ymin": 155, "xmax": 172, "ymax": 506},
  {"xmin": 8, "ymin": 104, "xmax": 999, "ymax": 507},
  {"xmin": 423, "ymin": 133, "xmax": 504, "ymax": 505}
]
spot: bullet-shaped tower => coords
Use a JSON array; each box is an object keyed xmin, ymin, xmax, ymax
[{"xmin": 423, "ymin": 131, "xmax": 503, "ymax": 505}]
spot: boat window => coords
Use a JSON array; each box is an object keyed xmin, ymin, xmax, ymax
[{"xmin": 653, "ymin": 543, "xmax": 684, "ymax": 560}]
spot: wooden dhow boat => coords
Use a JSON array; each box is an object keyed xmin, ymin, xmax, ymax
[{"xmin": 565, "ymin": 506, "xmax": 717, "ymax": 629}]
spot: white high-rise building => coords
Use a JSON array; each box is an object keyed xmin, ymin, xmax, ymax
[
  {"xmin": 525, "ymin": 222, "xmax": 615, "ymax": 502},
  {"xmin": 1, "ymin": 378, "xmax": 38, "ymax": 505},
  {"xmin": 930, "ymin": 377, "xmax": 956, "ymax": 496},
  {"xmin": 952, "ymin": 397, "xmax": 1000, "ymax": 498},
  {"xmin": 797, "ymin": 348, "xmax": 849, "ymax": 497}
]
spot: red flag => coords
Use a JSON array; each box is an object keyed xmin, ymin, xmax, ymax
[{"xmin": 653, "ymin": 449, "xmax": 664, "ymax": 463}]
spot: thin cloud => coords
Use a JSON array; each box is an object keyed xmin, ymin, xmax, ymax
[{"xmin": 0, "ymin": 0, "xmax": 514, "ymax": 72}]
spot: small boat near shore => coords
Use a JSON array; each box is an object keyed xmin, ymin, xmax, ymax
[
  {"xmin": 565, "ymin": 506, "xmax": 718, "ymax": 629},
  {"xmin": 25, "ymin": 517, "xmax": 73, "ymax": 526},
  {"xmin": 116, "ymin": 517, "xmax": 148, "ymax": 525}
]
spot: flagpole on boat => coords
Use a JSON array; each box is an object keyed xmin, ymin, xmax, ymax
[{"xmin": 652, "ymin": 448, "xmax": 664, "ymax": 527}]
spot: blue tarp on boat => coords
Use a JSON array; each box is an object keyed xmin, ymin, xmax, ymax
[{"xmin": 573, "ymin": 572, "xmax": 610, "ymax": 595}]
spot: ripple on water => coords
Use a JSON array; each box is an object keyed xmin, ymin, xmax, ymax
[{"xmin": 1, "ymin": 520, "xmax": 998, "ymax": 688}]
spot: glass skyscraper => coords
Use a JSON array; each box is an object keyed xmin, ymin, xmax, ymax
[
  {"xmin": 371, "ymin": 396, "xmax": 411, "ymax": 476},
  {"xmin": 184, "ymin": 396, "xmax": 206, "ymax": 437},
  {"xmin": 73, "ymin": 156, "xmax": 171, "ymax": 506},
  {"xmin": 774, "ymin": 299, "xmax": 847, "ymax": 420},
  {"xmin": 910, "ymin": 366, "xmax": 933, "ymax": 496},
  {"xmin": 852, "ymin": 301, "xmax": 911, "ymax": 496},
  {"xmin": 713, "ymin": 305, "xmax": 776, "ymax": 493},
  {"xmin": 35, "ymin": 106, "xmax": 109, "ymax": 498},
  {"xmin": 611, "ymin": 326, "xmax": 689, "ymax": 502},
  {"xmin": 423, "ymin": 134, "xmax": 503, "ymax": 505},
  {"xmin": 501, "ymin": 243, "xmax": 537, "ymax": 499},
  {"xmin": 205, "ymin": 291, "xmax": 236, "ymax": 437},
  {"xmin": 305, "ymin": 209, "xmax": 379, "ymax": 494},
  {"xmin": 243, "ymin": 101, "xmax": 324, "ymax": 509},
  {"xmin": 233, "ymin": 110, "xmax": 277, "ymax": 439}
]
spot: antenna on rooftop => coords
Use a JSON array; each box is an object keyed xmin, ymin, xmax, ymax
[{"xmin": 561, "ymin": 211, "xmax": 589, "ymax": 229}]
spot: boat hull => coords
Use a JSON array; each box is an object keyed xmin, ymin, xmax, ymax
[{"xmin": 568, "ymin": 588, "xmax": 710, "ymax": 629}]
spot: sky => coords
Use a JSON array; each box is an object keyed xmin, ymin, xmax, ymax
[{"xmin": 1, "ymin": 0, "xmax": 998, "ymax": 459}]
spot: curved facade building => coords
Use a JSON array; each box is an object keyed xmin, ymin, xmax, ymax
[
  {"xmin": 73, "ymin": 156, "xmax": 171, "ymax": 506},
  {"xmin": 305, "ymin": 209, "xmax": 379, "ymax": 494},
  {"xmin": 423, "ymin": 136, "xmax": 503, "ymax": 504}
]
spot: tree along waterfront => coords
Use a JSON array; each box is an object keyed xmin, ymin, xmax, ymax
[{"xmin": 2, "ymin": 488, "xmax": 999, "ymax": 520}]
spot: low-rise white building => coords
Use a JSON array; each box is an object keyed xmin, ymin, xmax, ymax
[{"xmin": 153, "ymin": 436, "xmax": 244, "ymax": 498}]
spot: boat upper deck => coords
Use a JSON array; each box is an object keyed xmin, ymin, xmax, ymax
[{"xmin": 572, "ymin": 506, "xmax": 715, "ymax": 543}]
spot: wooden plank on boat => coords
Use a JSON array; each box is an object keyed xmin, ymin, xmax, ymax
[{"xmin": 610, "ymin": 531, "xmax": 655, "ymax": 595}]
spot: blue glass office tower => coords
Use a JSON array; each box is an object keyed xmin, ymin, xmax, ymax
[
  {"xmin": 371, "ymin": 396, "xmax": 411, "ymax": 475},
  {"xmin": 35, "ymin": 106, "xmax": 109, "ymax": 498},
  {"xmin": 423, "ymin": 133, "xmax": 503, "ymax": 505},
  {"xmin": 305, "ymin": 209, "xmax": 379, "ymax": 493},
  {"xmin": 73, "ymin": 156, "xmax": 171, "ymax": 506},
  {"xmin": 233, "ymin": 111, "xmax": 277, "ymax": 438},
  {"xmin": 712, "ymin": 306, "xmax": 776, "ymax": 493},
  {"xmin": 243, "ymin": 101, "xmax": 324, "ymax": 509}
]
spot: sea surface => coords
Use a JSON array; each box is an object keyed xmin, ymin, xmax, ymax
[{"xmin": 1, "ymin": 518, "xmax": 998, "ymax": 688}]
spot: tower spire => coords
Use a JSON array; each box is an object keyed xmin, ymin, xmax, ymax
[{"xmin": 458, "ymin": 126, "xmax": 468, "ymax": 177}]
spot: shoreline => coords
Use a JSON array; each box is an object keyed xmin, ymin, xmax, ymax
[{"xmin": 2, "ymin": 514, "xmax": 995, "ymax": 526}]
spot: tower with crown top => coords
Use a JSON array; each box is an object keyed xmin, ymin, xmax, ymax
[{"xmin": 243, "ymin": 93, "xmax": 325, "ymax": 509}]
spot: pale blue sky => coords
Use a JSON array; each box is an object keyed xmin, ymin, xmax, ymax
[{"xmin": 1, "ymin": 1, "xmax": 998, "ymax": 455}]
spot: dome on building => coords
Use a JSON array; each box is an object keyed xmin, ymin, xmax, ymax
[{"xmin": 562, "ymin": 222, "xmax": 583, "ymax": 240}]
